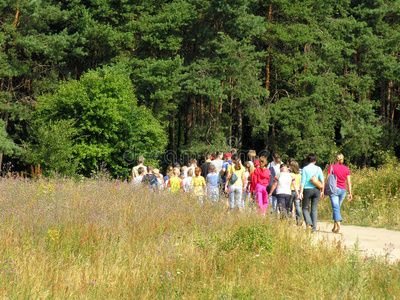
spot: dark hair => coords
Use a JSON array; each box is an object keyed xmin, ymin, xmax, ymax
[
  {"xmin": 138, "ymin": 167, "xmax": 145, "ymax": 175},
  {"xmin": 216, "ymin": 151, "xmax": 223, "ymax": 158},
  {"xmin": 231, "ymin": 154, "xmax": 241, "ymax": 171},
  {"xmin": 286, "ymin": 157, "xmax": 294, "ymax": 165},
  {"xmin": 147, "ymin": 165, "xmax": 154, "ymax": 173},
  {"xmin": 306, "ymin": 153, "xmax": 317, "ymax": 163}
]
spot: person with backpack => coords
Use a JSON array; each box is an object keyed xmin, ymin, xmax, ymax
[
  {"xmin": 224, "ymin": 154, "xmax": 246, "ymax": 212},
  {"xmin": 325, "ymin": 153, "xmax": 352, "ymax": 234},
  {"xmin": 141, "ymin": 165, "xmax": 158, "ymax": 191}
]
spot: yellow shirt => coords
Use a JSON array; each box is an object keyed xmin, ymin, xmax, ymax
[
  {"xmin": 291, "ymin": 173, "xmax": 301, "ymax": 191},
  {"xmin": 192, "ymin": 176, "xmax": 206, "ymax": 196}
]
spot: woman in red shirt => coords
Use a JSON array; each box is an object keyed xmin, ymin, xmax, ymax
[
  {"xmin": 326, "ymin": 153, "xmax": 352, "ymax": 234},
  {"xmin": 252, "ymin": 157, "xmax": 270, "ymax": 214}
]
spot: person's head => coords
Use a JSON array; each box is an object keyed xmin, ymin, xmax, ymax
[
  {"xmin": 173, "ymin": 167, "xmax": 180, "ymax": 177},
  {"xmin": 216, "ymin": 151, "xmax": 223, "ymax": 159},
  {"xmin": 230, "ymin": 148, "xmax": 237, "ymax": 155},
  {"xmin": 248, "ymin": 150, "xmax": 256, "ymax": 161},
  {"xmin": 286, "ymin": 157, "xmax": 294, "ymax": 167},
  {"xmin": 137, "ymin": 167, "xmax": 145, "ymax": 176},
  {"xmin": 187, "ymin": 168, "xmax": 194, "ymax": 177},
  {"xmin": 147, "ymin": 165, "xmax": 154, "ymax": 173},
  {"xmin": 335, "ymin": 153, "xmax": 344, "ymax": 165},
  {"xmin": 290, "ymin": 161, "xmax": 300, "ymax": 174},
  {"xmin": 205, "ymin": 153, "xmax": 212, "ymax": 161},
  {"xmin": 189, "ymin": 158, "xmax": 197, "ymax": 166},
  {"xmin": 181, "ymin": 166, "xmax": 187, "ymax": 174},
  {"xmin": 225, "ymin": 153, "xmax": 232, "ymax": 161},
  {"xmin": 274, "ymin": 154, "xmax": 281, "ymax": 164},
  {"xmin": 280, "ymin": 164, "xmax": 288, "ymax": 172},
  {"xmin": 259, "ymin": 156, "xmax": 267, "ymax": 169},
  {"xmin": 194, "ymin": 167, "xmax": 201, "ymax": 177},
  {"xmin": 209, "ymin": 164, "xmax": 216, "ymax": 173},
  {"xmin": 231, "ymin": 154, "xmax": 241, "ymax": 170},
  {"xmin": 173, "ymin": 163, "xmax": 181, "ymax": 170},
  {"xmin": 166, "ymin": 165, "xmax": 173, "ymax": 173},
  {"xmin": 153, "ymin": 169, "xmax": 160, "ymax": 177},
  {"xmin": 272, "ymin": 151, "xmax": 280, "ymax": 161},
  {"xmin": 306, "ymin": 153, "xmax": 317, "ymax": 164},
  {"xmin": 137, "ymin": 156, "xmax": 145, "ymax": 165},
  {"xmin": 244, "ymin": 161, "xmax": 251, "ymax": 172}
]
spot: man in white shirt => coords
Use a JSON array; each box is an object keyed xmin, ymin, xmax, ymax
[{"xmin": 210, "ymin": 151, "xmax": 224, "ymax": 177}]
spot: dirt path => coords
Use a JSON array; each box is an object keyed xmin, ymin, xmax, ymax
[{"xmin": 315, "ymin": 221, "xmax": 400, "ymax": 263}]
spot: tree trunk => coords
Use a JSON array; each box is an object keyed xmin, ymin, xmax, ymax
[
  {"xmin": 237, "ymin": 103, "xmax": 243, "ymax": 149},
  {"xmin": 169, "ymin": 99, "xmax": 176, "ymax": 152}
]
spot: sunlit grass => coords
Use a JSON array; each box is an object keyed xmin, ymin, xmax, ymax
[{"xmin": 0, "ymin": 175, "xmax": 399, "ymax": 298}]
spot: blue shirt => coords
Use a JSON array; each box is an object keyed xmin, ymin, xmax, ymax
[
  {"xmin": 300, "ymin": 163, "xmax": 324, "ymax": 189},
  {"xmin": 206, "ymin": 172, "xmax": 220, "ymax": 187}
]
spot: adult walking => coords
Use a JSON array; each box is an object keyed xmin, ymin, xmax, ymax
[
  {"xmin": 326, "ymin": 153, "xmax": 352, "ymax": 234},
  {"xmin": 224, "ymin": 154, "xmax": 246, "ymax": 211},
  {"xmin": 299, "ymin": 153, "xmax": 324, "ymax": 232}
]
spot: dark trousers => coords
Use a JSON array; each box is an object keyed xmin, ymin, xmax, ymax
[
  {"xmin": 277, "ymin": 193, "xmax": 291, "ymax": 216},
  {"xmin": 302, "ymin": 188, "xmax": 320, "ymax": 232}
]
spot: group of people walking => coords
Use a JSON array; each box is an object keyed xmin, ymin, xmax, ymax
[{"xmin": 131, "ymin": 150, "xmax": 352, "ymax": 233}]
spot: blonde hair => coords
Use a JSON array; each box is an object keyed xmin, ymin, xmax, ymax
[
  {"xmin": 335, "ymin": 153, "xmax": 344, "ymax": 164},
  {"xmin": 173, "ymin": 167, "xmax": 180, "ymax": 176},
  {"xmin": 248, "ymin": 150, "xmax": 256, "ymax": 157}
]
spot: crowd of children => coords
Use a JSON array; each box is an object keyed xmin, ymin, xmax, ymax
[
  {"xmin": 132, "ymin": 151, "xmax": 353, "ymax": 234},
  {"xmin": 131, "ymin": 150, "xmax": 304, "ymax": 221}
]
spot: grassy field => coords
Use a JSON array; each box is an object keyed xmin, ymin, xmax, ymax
[{"xmin": 0, "ymin": 167, "xmax": 400, "ymax": 299}]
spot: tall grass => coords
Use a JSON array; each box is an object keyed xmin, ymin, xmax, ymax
[
  {"xmin": 319, "ymin": 164, "xmax": 400, "ymax": 229},
  {"xmin": 0, "ymin": 176, "xmax": 399, "ymax": 298}
]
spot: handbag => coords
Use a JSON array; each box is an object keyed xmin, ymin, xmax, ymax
[
  {"xmin": 229, "ymin": 165, "xmax": 238, "ymax": 185},
  {"xmin": 324, "ymin": 166, "xmax": 337, "ymax": 196},
  {"xmin": 310, "ymin": 169, "xmax": 323, "ymax": 190}
]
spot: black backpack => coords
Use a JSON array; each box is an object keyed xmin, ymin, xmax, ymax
[{"xmin": 142, "ymin": 174, "xmax": 158, "ymax": 190}]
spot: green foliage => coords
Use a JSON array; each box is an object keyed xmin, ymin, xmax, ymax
[
  {"xmin": 33, "ymin": 70, "xmax": 167, "ymax": 177},
  {"xmin": 26, "ymin": 119, "xmax": 78, "ymax": 176},
  {"xmin": 218, "ymin": 225, "xmax": 276, "ymax": 254},
  {"xmin": 0, "ymin": 119, "xmax": 23, "ymax": 157}
]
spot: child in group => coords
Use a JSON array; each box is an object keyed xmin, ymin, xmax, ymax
[
  {"xmin": 142, "ymin": 165, "xmax": 159, "ymax": 191},
  {"xmin": 163, "ymin": 166, "xmax": 173, "ymax": 183},
  {"xmin": 248, "ymin": 160, "xmax": 261, "ymax": 207},
  {"xmin": 167, "ymin": 167, "xmax": 183, "ymax": 194},
  {"xmin": 251, "ymin": 157, "xmax": 270, "ymax": 214},
  {"xmin": 133, "ymin": 167, "xmax": 145, "ymax": 186},
  {"xmin": 269, "ymin": 164, "xmax": 299, "ymax": 218},
  {"xmin": 153, "ymin": 169, "xmax": 164, "ymax": 190},
  {"xmin": 206, "ymin": 164, "xmax": 219, "ymax": 202},
  {"xmin": 182, "ymin": 169, "xmax": 194, "ymax": 193},
  {"xmin": 290, "ymin": 160, "xmax": 302, "ymax": 225},
  {"xmin": 192, "ymin": 167, "xmax": 206, "ymax": 203}
]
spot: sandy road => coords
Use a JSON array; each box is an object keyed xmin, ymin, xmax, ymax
[{"xmin": 314, "ymin": 221, "xmax": 400, "ymax": 263}]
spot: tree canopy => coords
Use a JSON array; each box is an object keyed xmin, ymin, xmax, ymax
[{"xmin": 1, "ymin": 0, "xmax": 400, "ymax": 176}]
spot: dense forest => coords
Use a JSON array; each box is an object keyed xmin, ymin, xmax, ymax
[{"xmin": 1, "ymin": 0, "xmax": 400, "ymax": 178}]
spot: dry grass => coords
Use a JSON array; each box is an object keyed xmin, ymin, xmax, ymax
[{"xmin": 0, "ymin": 176, "xmax": 399, "ymax": 299}]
